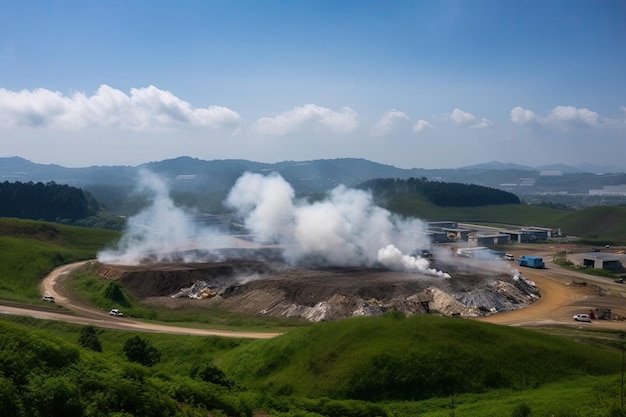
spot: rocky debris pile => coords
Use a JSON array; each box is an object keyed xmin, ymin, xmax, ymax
[
  {"xmin": 97, "ymin": 258, "xmax": 543, "ymax": 322},
  {"xmin": 171, "ymin": 281, "xmax": 218, "ymax": 299}
]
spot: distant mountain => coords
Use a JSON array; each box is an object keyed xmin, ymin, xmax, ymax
[
  {"xmin": 460, "ymin": 161, "xmax": 535, "ymax": 171},
  {"xmin": 463, "ymin": 160, "xmax": 625, "ymax": 174},
  {"xmin": 1, "ymin": 157, "xmax": 625, "ymax": 210}
]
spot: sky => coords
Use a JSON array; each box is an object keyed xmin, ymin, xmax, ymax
[{"xmin": 0, "ymin": 0, "xmax": 625, "ymax": 170}]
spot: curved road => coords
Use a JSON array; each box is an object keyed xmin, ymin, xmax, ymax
[
  {"xmin": 2, "ymin": 247, "xmax": 626, "ymax": 335},
  {"xmin": 1, "ymin": 260, "xmax": 281, "ymax": 339},
  {"xmin": 478, "ymin": 247, "xmax": 626, "ymax": 330}
]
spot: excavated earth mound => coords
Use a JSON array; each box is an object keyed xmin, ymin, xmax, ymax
[{"xmin": 95, "ymin": 254, "xmax": 540, "ymax": 322}]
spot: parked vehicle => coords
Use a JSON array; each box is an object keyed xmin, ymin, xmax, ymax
[
  {"xmin": 614, "ymin": 278, "xmax": 624, "ymax": 284},
  {"xmin": 109, "ymin": 309, "xmax": 123, "ymax": 317},
  {"xmin": 40, "ymin": 295, "xmax": 55, "ymax": 303},
  {"xmin": 518, "ymin": 255, "xmax": 545, "ymax": 269},
  {"xmin": 573, "ymin": 313, "xmax": 591, "ymax": 322},
  {"xmin": 503, "ymin": 253, "xmax": 515, "ymax": 261}
]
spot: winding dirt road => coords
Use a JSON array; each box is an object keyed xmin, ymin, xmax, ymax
[
  {"xmin": 478, "ymin": 247, "xmax": 626, "ymax": 330},
  {"xmin": 2, "ymin": 246, "xmax": 626, "ymax": 336},
  {"xmin": 1, "ymin": 260, "xmax": 281, "ymax": 339}
]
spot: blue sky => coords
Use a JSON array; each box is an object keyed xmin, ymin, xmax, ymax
[{"xmin": 1, "ymin": 0, "xmax": 624, "ymax": 169}]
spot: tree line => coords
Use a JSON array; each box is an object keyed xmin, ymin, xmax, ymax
[
  {"xmin": 360, "ymin": 177, "xmax": 520, "ymax": 207},
  {"xmin": 0, "ymin": 181, "xmax": 100, "ymax": 221}
]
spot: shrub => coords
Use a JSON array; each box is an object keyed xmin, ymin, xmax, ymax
[
  {"xmin": 78, "ymin": 326, "xmax": 102, "ymax": 352},
  {"xmin": 123, "ymin": 336, "xmax": 161, "ymax": 367}
]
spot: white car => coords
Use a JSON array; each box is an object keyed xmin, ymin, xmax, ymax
[
  {"xmin": 40, "ymin": 295, "xmax": 55, "ymax": 303},
  {"xmin": 573, "ymin": 314, "xmax": 591, "ymax": 322},
  {"xmin": 109, "ymin": 309, "xmax": 124, "ymax": 317}
]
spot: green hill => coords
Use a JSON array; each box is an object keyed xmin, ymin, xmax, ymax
[
  {"xmin": 385, "ymin": 194, "xmax": 569, "ymax": 225},
  {"xmin": 548, "ymin": 205, "xmax": 626, "ymax": 243},
  {"xmin": 0, "ymin": 218, "xmax": 119, "ymax": 302},
  {"xmin": 220, "ymin": 313, "xmax": 621, "ymax": 401}
]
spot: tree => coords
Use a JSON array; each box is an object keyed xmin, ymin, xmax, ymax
[
  {"xmin": 197, "ymin": 364, "xmax": 233, "ymax": 389},
  {"xmin": 123, "ymin": 336, "xmax": 160, "ymax": 367},
  {"xmin": 78, "ymin": 326, "xmax": 102, "ymax": 352}
]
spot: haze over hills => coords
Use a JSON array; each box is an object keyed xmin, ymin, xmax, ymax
[{"xmin": 1, "ymin": 156, "xmax": 625, "ymax": 203}]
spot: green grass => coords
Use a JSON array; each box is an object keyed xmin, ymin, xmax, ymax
[
  {"xmin": 2, "ymin": 313, "xmax": 625, "ymax": 417},
  {"xmin": 386, "ymin": 194, "xmax": 569, "ymax": 225},
  {"xmin": 3, "ymin": 216, "xmax": 626, "ymax": 415},
  {"xmin": 552, "ymin": 205, "xmax": 626, "ymax": 244},
  {"xmin": 0, "ymin": 218, "xmax": 119, "ymax": 303},
  {"xmin": 219, "ymin": 313, "xmax": 623, "ymax": 401},
  {"xmin": 386, "ymin": 195, "xmax": 626, "ymax": 243}
]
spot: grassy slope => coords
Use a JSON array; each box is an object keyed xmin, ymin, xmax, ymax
[
  {"xmin": 1, "ymin": 217, "xmax": 626, "ymax": 415},
  {"xmin": 2, "ymin": 314, "xmax": 625, "ymax": 417},
  {"xmin": 386, "ymin": 195, "xmax": 626, "ymax": 243},
  {"xmin": 220, "ymin": 314, "xmax": 622, "ymax": 401},
  {"xmin": 0, "ymin": 218, "xmax": 119, "ymax": 303},
  {"xmin": 551, "ymin": 205, "xmax": 626, "ymax": 242},
  {"xmin": 386, "ymin": 194, "xmax": 569, "ymax": 225}
]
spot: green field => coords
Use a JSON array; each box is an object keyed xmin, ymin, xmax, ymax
[
  {"xmin": 386, "ymin": 195, "xmax": 626, "ymax": 244},
  {"xmin": 1, "ymin": 216, "xmax": 626, "ymax": 416}
]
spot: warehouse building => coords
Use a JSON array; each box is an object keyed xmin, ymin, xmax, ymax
[{"xmin": 566, "ymin": 252, "xmax": 624, "ymax": 270}]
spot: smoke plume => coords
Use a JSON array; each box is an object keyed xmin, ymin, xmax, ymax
[
  {"xmin": 97, "ymin": 170, "xmax": 222, "ymax": 264},
  {"xmin": 377, "ymin": 244, "xmax": 451, "ymax": 277},
  {"xmin": 226, "ymin": 172, "xmax": 442, "ymax": 273},
  {"xmin": 99, "ymin": 170, "xmax": 450, "ymax": 277}
]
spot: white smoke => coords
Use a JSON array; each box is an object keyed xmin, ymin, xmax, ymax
[
  {"xmin": 99, "ymin": 170, "xmax": 450, "ymax": 277},
  {"xmin": 226, "ymin": 172, "xmax": 439, "ymax": 270},
  {"xmin": 377, "ymin": 244, "xmax": 451, "ymax": 278},
  {"xmin": 97, "ymin": 170, "xmax": 222, "ymax": 264}
]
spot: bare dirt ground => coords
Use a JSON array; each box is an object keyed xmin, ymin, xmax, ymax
[
  {"xmin": 4, "ymin": 243, "xmax": 623, "ymax": 337},
  {"xmin": 92, "ymin": 243, "xmax": 626, "ymax": 329},
  {"xmin": 478, "ymin": 245, "xmax": 626, "ymax": 330}
]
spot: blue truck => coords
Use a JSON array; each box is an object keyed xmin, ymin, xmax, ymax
[{"xmin": 518, "ymin": 255, "xmax": 545, "ymax": 269}]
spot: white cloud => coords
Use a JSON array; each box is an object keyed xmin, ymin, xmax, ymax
[
  {"xmin": 413, "ymin": 119, "xmax": 434, "ymax": 134},
  {"xmin": 510, "ymin": 106, "xmax": 537, "ymax": 124},
  {"xmin": 371, "ymin": 109, "xmax": 410, "ymax": 136},
  {"xmin": 252, "ymin": 104, "xmax": 359, "ymax": 135},
  {"xmin": 547, "ymin": 105, "xmax": 600, "ymax": 127},
  {"xmin": 471, "ymin": 118, "xmax": 493, "ymax": 129},
  {"xmin": 510, "ymin": 105, "xmax": 603, "ymax": 129},
  {"xmin": 446, "ymin": 108, "xmax": 492, "ymax": 129},
  {"xmin": 449, "ymin": 108, "xmax": 476, "ymax": 124},
  {"xmin": 0, "ymin": 85, "xmax": 241, "ymax": 130}
]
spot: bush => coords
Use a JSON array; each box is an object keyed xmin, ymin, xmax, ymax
[
  {"xmin": 78, "ymin": 326, "xmax": 102, "ymax": 352},
  {"xmin": 196, "ymin": 364, "xmax": 234, "ymax": 389},
  {"xmin": 511, "ymin": 403, "xmax": 532, "ymax": 417},
  {"xmin": 123, "ymin": 336, "xmax": 161, "ymax": 367}
]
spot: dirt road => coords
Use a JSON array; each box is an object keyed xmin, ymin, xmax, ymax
[
  {"xmin": 478, "ymin": 247, "xmax": 626, "ymax": 330},
  {"xmin": 0, "ymin": 260, "xmax": 281, "ymax": 339},
  {"xmin": 4, "ymin": 246, "xmax": 626, "ymax": 334}
]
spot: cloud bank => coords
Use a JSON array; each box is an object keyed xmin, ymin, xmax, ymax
[
  {"xmin": 510, "ymin": 105, "xmax": 602, "ymax": 129},
  {"xmin": 0, "ymin": 85, "xmax": 241, "ymax": 130},
  {"xmin": 252, "ymin": 104, "xmax": 359, "ymax": 135}
]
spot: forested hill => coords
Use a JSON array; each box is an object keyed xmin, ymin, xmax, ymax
[
  {"xmin": 0, "ymin": 181, "xmax": 100, "ymax": 221},
  {"xmin": 361, "ymin": 177, "xmax": 520, "ymax": 207}
]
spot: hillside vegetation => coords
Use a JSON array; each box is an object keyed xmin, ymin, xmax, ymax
[
  {"xmin": 1, "ymin": 218, "xmax": 626, "ymax": 415},
  {"xmin": 0, "ymin": 218, "xmax": 118, "ymax": 303},
  {"xmin": 220, "ymin": 314, "xmax": 621, "ymax": 401},
  {"xmin": 551, "ymin": 205, "xmax": 626, "ymax": 243}
]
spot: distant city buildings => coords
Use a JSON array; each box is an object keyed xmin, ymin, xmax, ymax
[{"xmin": 588, "ymin": 185, "xmax": 626, "ymax": 196}]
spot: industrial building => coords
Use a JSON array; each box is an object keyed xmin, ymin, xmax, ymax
[{"xmin": 566, "ymin": 252, "xmax": 625, "ymax": 271}]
